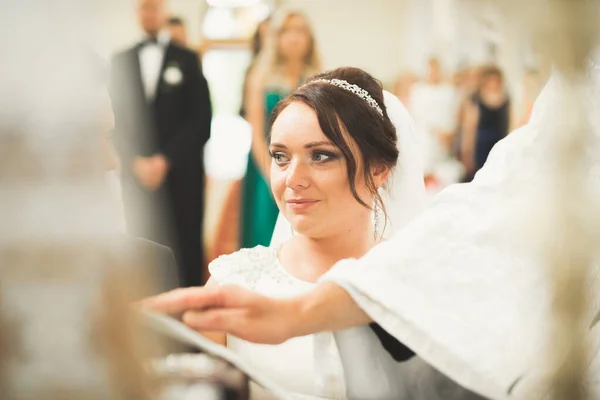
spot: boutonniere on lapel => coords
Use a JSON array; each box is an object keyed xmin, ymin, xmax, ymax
[{"xmin": 163, "ymin": 61, "xmax": 183, "ymax": 86}]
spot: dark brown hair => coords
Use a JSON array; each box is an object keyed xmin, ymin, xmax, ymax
[{"xmin": 270, "ymin": 67, "xmax": 399, "ymax": 214}]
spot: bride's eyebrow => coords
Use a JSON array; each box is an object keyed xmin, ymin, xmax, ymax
[
  {"xmin": 269, "ymin": 141, "xmax": 335, "ymax": 150},
  {"xmin": 270, "ymin": 142, "xmax": 287, "ymax": 149},
  {"xmin": 304, "ymin": 141, "xmax": 334, "ymax": 149}
]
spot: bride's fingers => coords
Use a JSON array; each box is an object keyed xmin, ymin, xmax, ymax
[
  {"xmin": 139, "ymin": 286, "xmax": 224, "ymax": 314},
  {"xmin": 182, "ymin": 308, "xmax": 245, "ymax": 335},
  {"xmin": 183, "ymin": 308, "xmax": 289, "ymax": 345},
  {"xmin": 138, "ymin": 284, "xmax": 263, "ymax": 317}
]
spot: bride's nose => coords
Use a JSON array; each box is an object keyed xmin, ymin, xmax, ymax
[{"xmin": 285, "ymin": 159, "xmax": 311, "ymax": 189}]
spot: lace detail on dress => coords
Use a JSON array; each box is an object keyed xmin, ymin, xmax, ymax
[
  {"xmin": 208, "ymin": 246, "xmax": 297, "ymax": 290},
  {"xmin": 213, "ymin": 246, "xmax": 346, "ymax": 399}
]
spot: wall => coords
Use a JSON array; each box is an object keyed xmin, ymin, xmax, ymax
[
  {"xmin": 93, "ymin": 0, "xmax": 409, "ymax": 86},
  {"xmin": 91, "ymin": 0, "xmax": 532, "ymax": 104},
  {"xmin": 282, "ymin": 0, "xmax": 409, "ymax": 86},
  {"xmin": 92, "ymin": 0, "xmax": 208, "ymax": 59}
]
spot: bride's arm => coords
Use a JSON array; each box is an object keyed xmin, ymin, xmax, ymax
[
  {"xmin": 140, "ymin": 282, "xmax": 372, "ymax": 344},
  {"xmin": 293, "ymin": 282, "xmax": 373, "ymax": 336}
]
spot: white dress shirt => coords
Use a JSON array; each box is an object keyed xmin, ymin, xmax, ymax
[{"xmin": 138, "ymin": 30, "xmax": 170, "ymax": 100}]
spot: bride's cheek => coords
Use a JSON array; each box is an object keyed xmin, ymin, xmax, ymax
[{"xmin": 270, "ymin": 174, "xmax": 286, "ymax": 201}]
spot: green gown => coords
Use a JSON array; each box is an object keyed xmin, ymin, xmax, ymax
[{"xmin": 241, "ymin": 89, "xmax": 287, "ymax": 248}]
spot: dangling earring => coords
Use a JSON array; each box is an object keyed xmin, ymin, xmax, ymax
[{"xmin": 373, "ymin": 201, "xmax": 381, "ymax": 242}]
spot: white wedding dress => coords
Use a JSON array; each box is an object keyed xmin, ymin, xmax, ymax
[
  {"xmin": 209, "ymin": 246, "xmax": 347, "ymax": 400},
  {"xmin": 209, "ymin": 246, "xmax": 442, "ymax": 400},
  {"xmin": 255, "ymin": 91, "xmax": 438, "ymax": 400}
]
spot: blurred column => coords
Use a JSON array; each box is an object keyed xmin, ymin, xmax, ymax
[
  {"xmin": 493, "ymin": 2, "xmax": 532, "ymax": 102},
  {"xmin": 453, "ymin": 0, "xmax": 491, "ymax": 66},
  {"xmin": 402, "ymin": 0, "xmax": 434, "ymax": 75},
  {"xmin": 432, "ymin": 0, "xmax": 459, "ymax": 70},
  {"xmin": 402, "ymin": 0, "xmax": 463, "ymax": 74}
]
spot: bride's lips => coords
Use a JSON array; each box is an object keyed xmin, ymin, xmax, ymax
[{"xmin": 286, "ymin": 198, "xmax": 319, "ymax": 210}]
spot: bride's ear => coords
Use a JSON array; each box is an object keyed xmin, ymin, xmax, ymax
[{"xmin": 371, "ymin": 163, "xmax": 391, "ymax": 189}]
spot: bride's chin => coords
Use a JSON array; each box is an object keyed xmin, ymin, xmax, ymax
[{"xmin": 288, "ymin": 216, "xmax": 317, "ymax": 236}]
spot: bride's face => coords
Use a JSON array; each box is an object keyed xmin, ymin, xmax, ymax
[{"xmin": 269, "ymin": 102, "xmax": 373, "ymax": 238}]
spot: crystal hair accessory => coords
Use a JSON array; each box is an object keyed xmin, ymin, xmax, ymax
[{"xmin": 307, "ymin": 78, "xmax": 384, "ymax": 116}]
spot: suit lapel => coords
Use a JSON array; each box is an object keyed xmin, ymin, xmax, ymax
[{"xmin": 129, "ymin": 47, "xmax": 147, "ymax": 104}]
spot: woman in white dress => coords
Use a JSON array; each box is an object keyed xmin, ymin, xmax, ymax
[
  {"xmin": 211, "ymin": 67, "xmax": 413, "ymax": 399},
  {"xmin": 144, "ymin": 61, "xmax": 600, "ymax": 400},
  {"xmin": 147, "ymin": 67, "xmax": 421, "ymax": 399}
]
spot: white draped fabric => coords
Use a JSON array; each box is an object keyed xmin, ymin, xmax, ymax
[{"xmin": 321, "ymin": 66, "xmax": 600, "ymax": 400}]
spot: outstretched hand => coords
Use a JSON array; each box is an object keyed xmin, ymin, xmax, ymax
[{"xmin": 139, "ymin": 285, "xmax": 299, "ymax": 345}]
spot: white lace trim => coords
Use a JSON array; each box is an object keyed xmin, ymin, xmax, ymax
[
  {"xmin": 211, "ymin": 246, "xmax": 346, "ymax": 399},
  {"xmin": 208, "ymin": 246, "xmax": 300, "ymax": 290}
]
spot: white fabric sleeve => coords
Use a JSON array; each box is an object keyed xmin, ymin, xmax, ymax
[{"xmin": 319, "ymin": 73, "xmax": 600, "ymax": 400}]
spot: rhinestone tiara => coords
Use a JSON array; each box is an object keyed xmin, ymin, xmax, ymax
[{"xmin": 305, "ymin": 78, "xmax": 384, "ymax": 116}]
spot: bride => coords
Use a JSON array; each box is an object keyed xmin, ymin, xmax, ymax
[
  {"xmin": 145, "ymin": 67, "xmax": 433, "ymax": 399},
  {"xmin": 145, "ymin": 62, "xmax": 600, "ymax": 399}
]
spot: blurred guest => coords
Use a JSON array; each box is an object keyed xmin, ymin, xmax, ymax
[
  {"xmin": 240, "ymin": 17, "xmax": 270, "ymax": 118},
  {"xmin": 241, "ymin": 10, "xmax": 321, "ymax": 248},
  {"xmin": 466, "ymin": 66, "xmax": 483, "ymax": 95},
  {"xmin": 167, "ymin": 16, "xmax": 187, "ymax": 47},
  {"xmin": 516, "ymin": 68, "xmax": 542, "ymax": 127},
  {"xmin": 109, "ymin": 0, "xmax": 212, "ymax": 287},
  {"xmin": 393, "ymin": 71, "xmax": 417, "ymax": 107},
  {"xmin": 462, "ymin": 65, "xmax": 510, "ymax": 179},
  {"xmin": 451, "ymin": 68, "xmax": 467, "ymax": 89},
  {"xmin": 453, "ymin": 66, "xmax": 480, "ymax": 162},
  {"xmin": 99, "ymin": 84, "xmax": 180, "ymax": 296},
  {"xmin": 409, "ymin": 57, "xmax": 461, "ymax": 191}
]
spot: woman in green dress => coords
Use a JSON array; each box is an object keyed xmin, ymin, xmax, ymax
[{"xmin": 241, "ymin": 10, "xmax": 321, "ymax": 248}]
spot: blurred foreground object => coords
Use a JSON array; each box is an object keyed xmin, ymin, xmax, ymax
[
  {"xmin": 517, "ymin": 0, "xmax": 600, "ymax": 398},
  {"xmin": 0, "ymin": 2, "xmax": 244, "ymax": 399},
  {"xmin": 149, "ymin": 354, "xmax": 248, "ymax": 400},
  {"xmin": 0, "ymin": 2, "xmax": 158, "ymax": 398}
]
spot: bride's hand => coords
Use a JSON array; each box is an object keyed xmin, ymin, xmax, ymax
[{"xmin": 139, "ymin": 285, "xmax": 298, "ymax": 345}]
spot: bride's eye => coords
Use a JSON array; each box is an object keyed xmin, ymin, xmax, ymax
[
  {"xmin": 270, "ymin": 151, "xmax": 290, "ymax": 165},
  {"xmin": 312, "ymin": 151, "xmax": 337, "ymax": 163}
]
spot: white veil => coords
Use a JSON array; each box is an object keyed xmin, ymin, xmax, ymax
[{"xmin": 269, "ymin": 90, "xmax": 427, "ymax": 248}]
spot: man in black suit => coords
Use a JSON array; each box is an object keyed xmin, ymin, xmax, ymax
[{"xmin": 110, "ymin": 0, "xmax": 212, "ymax": 287}]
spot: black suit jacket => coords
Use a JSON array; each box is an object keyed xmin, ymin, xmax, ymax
[{"xmin": 109, "ymin": 42, "xmax": 212, "ymax": 176}]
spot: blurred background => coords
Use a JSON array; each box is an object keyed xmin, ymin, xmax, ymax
[
  {"xmin": 96, "ymin": 0, "xmax": 549, "ymax": 281},
  {"xmin": 2, "ymin": 1, "xmax": 596, "ymax": 398}
]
